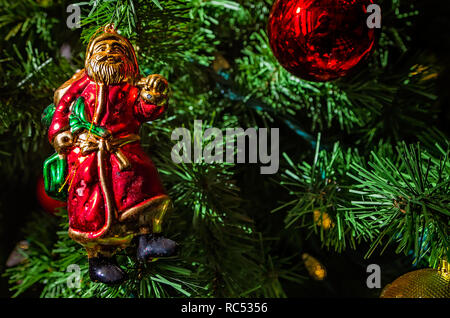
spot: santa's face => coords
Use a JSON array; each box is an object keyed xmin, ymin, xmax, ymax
[{"xmin": 86, "ymin": 38, "xmax": 136, "ymax": 85}]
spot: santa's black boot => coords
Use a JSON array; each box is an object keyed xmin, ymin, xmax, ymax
[
  {"xmin": 88, "ymin": 256, "xmax": 127, "ymax": 285},
  {"xmin": 136, "ymin": 233, "xmax": 178, "ymax": 263}
]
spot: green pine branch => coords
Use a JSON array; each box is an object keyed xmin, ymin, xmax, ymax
[
  {"xmin": 272, "ymin": 134, "xmax": 378, "ymax": 252},
  {"xmin": 346, "ymin": 142, "xmax": 450, "ymax": 266}
]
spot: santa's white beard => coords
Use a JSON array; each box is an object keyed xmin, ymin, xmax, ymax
[{"xmin": 86, "ymin": 54, "xmax": 135, "ymax": 85}]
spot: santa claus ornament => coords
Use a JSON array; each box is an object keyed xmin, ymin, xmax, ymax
[
  {"xmin": 267, "ymin": 0, "xmax": 376, "ymax": 82},
  {"xmin": 42, "ymin": 24, "xmax": 177, "ymax": 285}
]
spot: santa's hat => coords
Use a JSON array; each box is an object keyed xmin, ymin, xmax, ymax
[{"xmin": 84, "ymin": 24, "xmax": 139, "ymax": 75}]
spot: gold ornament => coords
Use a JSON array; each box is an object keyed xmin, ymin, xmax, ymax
[
  {"xmin": 380, "ymin": 260, "xmax": 450, "ymax": 298},
  {"xmin": 302, "ymin": 253, "xmax": 327, "ymax": 281},
  {"xmin": 313, "ymin": 209, "xmax": 334, "ymax": 230}
]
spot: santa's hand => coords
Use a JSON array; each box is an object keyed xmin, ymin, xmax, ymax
[
  {"xmin": 137, "ymin": 74, "xmax": 169, "ymax": 106},
  {"xmin": 53, "ymin": 131, "xmax": 74, "ymax": 154}
]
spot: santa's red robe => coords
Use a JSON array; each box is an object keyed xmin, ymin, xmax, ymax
[{"xmin": 48, "ymin": 73, "xmax": 169, "ymax": 246}]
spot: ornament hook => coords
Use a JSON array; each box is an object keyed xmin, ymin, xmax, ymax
[{"xmin": 104, "ymin": 23, "xmax": 116, "ymax": 33}]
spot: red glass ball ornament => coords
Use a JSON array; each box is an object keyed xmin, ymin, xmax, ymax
[
  {"xmin": 268, "ymin": 0, "xmax": 376, "ymax": 82},
  {"xmin": 36, "ymin": 174, "xmax": 66, "ymax": 215}
]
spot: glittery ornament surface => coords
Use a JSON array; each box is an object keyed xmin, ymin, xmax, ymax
[
  {"xmin": 268, "ymin": 0, "xmax": 375, "ymax": 81},
  {"xmin": 380, "ymin": 268, "xmax": 450, "ymax": 298}
]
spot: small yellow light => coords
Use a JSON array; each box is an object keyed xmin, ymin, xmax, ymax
[
  {"xmin": 302, "ymin": 253, "xmax": 327, "ymax": 281},
  {"xmin": 313, "ymin": 210, "xmax": 334, "ymax": 230}
]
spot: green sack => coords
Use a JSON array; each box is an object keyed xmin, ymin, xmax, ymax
[
  {"xmin": 42, "ymin": 103, "xmax": 67, "ymax": 201},
  {"xmin": 41, "ymin": 103, "xmax": 56, "ymax": 128},
  {"xmin": 43, "ymin": 152, "xmax": 67, "ymax": 201}
]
